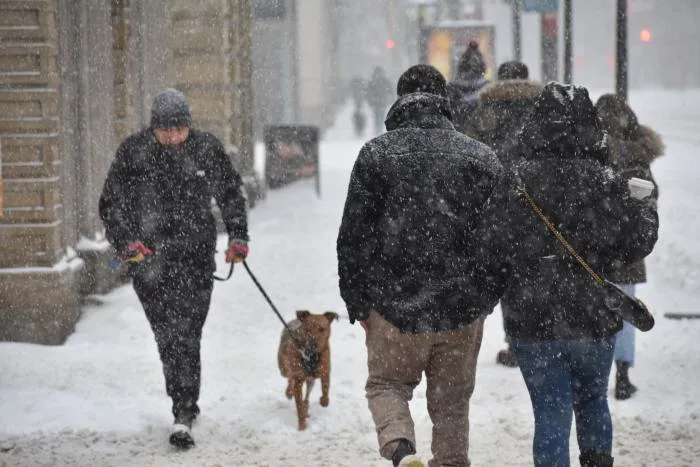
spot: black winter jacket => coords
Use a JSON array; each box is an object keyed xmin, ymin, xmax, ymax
[
  {"xmin": 337, "ymin": 92, "xmax": 506, "ymax": 333},
  {"xmin": 99, "ymin": 128, "xmax": 248, "ymax": 271},
  {"xmin": 494, "ymin": 139, "xmax": 659, "ymax": 340}
]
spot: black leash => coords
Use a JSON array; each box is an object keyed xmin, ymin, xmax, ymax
[
  {"xmin": 213, "ymin": 261, "xmax": 234, "ymax": 281},
  {"xmin": 241, "ymin": 260, "xmax": 320, "ymax": 375}
]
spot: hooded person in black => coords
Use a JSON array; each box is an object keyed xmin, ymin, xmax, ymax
[
  {"xmin": 337, "ymin": 64, "xmax": 506, "ymax": 467},
  {"xmin": 99, "ymin": 89, "xmax": 249, "ymax": 448},
  {"xmin": 492, "ymin": 83, "xmax": 658, "ymax": 467},
  {"xmin": 596, "ymin": 93, "xmax": 664, "ymax": 401}
]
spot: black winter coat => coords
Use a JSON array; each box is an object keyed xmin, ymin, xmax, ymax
[
  {"xmin": 337, "ymin": 92, "xmax": 506, "ymax": 333},
  {"xmin": 99, "ymin": 128, "xmax": 248, "ymax": 271},
  {"xmin": 495, "ymin": 147, "xmax": 659, "ymax": 341},
  {"xmin": 467, "ymin": 79, "xmax": 543, "ymax": 170}
]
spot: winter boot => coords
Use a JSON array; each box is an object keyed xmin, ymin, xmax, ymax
[
  {"xmin": 614, "ymin": 361, "xmax": 637, "ymax": 400},
  {"xmin": 392, "ymin": 439, "xmax": 424, "ymax": 467},
  {"xmin": 169, "ymin": 408, "xmax": 196, "ymax": 448},
  {"xmin": 579, "ymin": 450, "xmax": 614, "ymax": 466},
  {"xmin": 496, "ymin": 345, "xmax": 518, "ymax": 368}
]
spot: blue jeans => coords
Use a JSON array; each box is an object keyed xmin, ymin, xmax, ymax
[
  {"xmin": 512, "ymin": 337, "xmax": 615, "ymax": 467},
  {"xmin": 613, "ymin": 284, "xmax": 636, "ymax": 365}
]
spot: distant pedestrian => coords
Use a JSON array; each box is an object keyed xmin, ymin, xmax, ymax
[
  {"xmin": 596, "ymin": 93, "xmax": 665, "ymax": 401},
  {"xmin": 467, "ymin": 60, "xmax": 543, "ymax": 368},
  {"xmin": 447, "ymin": 40, "xmax": 490, "ymax": 133},
  {"xmin": 349, "ymin": 76, "xmax": 368, "ymax": 137},
  {"xmin": 491, "ymin": 83, "xmax": 659, "ymax": 467},
  {"xmin": 365, "ymin": 66, "xmax": 394, "ymax": 135},
  {"xmin": 99, "ymin": 89, "xmax": 250, "ymax": 449},
  {"xmin": 338, "ymin": 64, "xmax": 507, "ymax": 467}
]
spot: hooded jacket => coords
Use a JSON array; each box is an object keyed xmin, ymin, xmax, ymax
[
  {"xmin": 494, "ymin": 83, "xmax": 659, "ymax": 340},
  {"xmin": 596, "ymin": 95, "xmax": 665, "ymax": 283},
  {"xmin": 337, "ymin": 92, "xmax": 506, "ymax": 333}
]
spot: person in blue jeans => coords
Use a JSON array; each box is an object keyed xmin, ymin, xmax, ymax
[
  {"xmin": 595, "ymin": 94, "xmax": 664, "ymax": 400},
  {"xmin": 487, "ymin": 83, "xmax": 659, "ymax": 466}
]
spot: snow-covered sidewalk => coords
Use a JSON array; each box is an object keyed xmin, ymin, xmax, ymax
[{"xmin": 1, "ymin": 90, "xmax": 699, "ymax": 467}]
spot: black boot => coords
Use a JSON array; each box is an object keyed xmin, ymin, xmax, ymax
[
  {"xmin": 392, "ymin": 439, "xmax": 417, "ymax": 467},
  {"xmin": 496, "ymin": 345, "xmax": 518, "ymax": 368},
  {"xmin": 580, "ymin": 450, "xmax": 613, "ymax": 466},
  {"xmin": 615, "ymin": 361, "xmax": 637, "ymax": 400}
]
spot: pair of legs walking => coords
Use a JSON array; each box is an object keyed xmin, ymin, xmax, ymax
[
  {"xmin": 133, "ymin": 260, "xmax": 214, "ymax": 420},
  {"xmin": 512, "ymin": 337, "xmax": 616, "ymax": 467},
  {"xmin": 614, "ymin": 284, "xmax": 637, "ymax": 400},
  {"xmin": 364, "ymin": 311, "xmax": 484, "ymax": 467}
]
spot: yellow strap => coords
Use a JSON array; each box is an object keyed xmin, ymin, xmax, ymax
[{"xmin": 516, "ymin": 184, "xmax": 604, "ymax": 285}]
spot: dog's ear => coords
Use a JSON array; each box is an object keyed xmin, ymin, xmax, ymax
[
  {"xmin": 296, "ymin": 310, "xmax": 311, "ymax": 321},
  {"xmin": 324, "ymin": 311, "xmax": 339, "ymax": 322}
]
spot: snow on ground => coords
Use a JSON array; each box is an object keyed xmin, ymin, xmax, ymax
[{"xmin": 1, "ymin": 90, "xmax": 699, "ymax": 467}]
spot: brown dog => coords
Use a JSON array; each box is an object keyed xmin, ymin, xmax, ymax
[{"xmin": 278, "ymin": 310, "xmax": 338, "ymax": 430}]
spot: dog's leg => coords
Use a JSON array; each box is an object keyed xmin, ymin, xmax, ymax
[
  {"xmin": 285, "ymin": 379, "xmax": 294, "ymax": 399},
  {"xmin": 293, "ymin": 378, "xmax": 307, "ymax": 430},
  {"xmin": 320, "ymin": 373, "xmax": 330, "ymax": 407}
]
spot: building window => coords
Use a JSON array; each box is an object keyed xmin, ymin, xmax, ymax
[{"xmin": 253, "ymin": 0, "xmax": 286, "ymax": 19}]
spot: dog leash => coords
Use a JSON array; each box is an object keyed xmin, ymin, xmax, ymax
[
  {"xmin": 242, "ymin": 260, "xmax": 320, "ymax": 374},
  {"xmin": 213, "ymin": 262, "xmax": 234, "ymax": 281}
]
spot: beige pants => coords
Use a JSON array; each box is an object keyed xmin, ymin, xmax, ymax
[{"xmin": 365, "ymin": 311, "xmax": 484, "ymax": 467}]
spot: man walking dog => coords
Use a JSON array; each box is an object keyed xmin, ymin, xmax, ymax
[
  {"xmin": 337, "ymin": 65, "xmax": 507, "ymax": 467},
  {"xmin": 99, "ymin": 89, "xmax": 249, "ymax": 448}
]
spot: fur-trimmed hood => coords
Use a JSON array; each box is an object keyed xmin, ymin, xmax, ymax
[
  {"xmin": 477, "ymin": 79, "xmax": 543, "ymax": 103},
  {"xmin": 613, "ymin": 125, "xmax": 665, "ymax": 165}
]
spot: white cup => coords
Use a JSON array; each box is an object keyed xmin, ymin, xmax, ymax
[{"xmin": 628, "ymin": 177, "xmax": 654, "ymax": 200}]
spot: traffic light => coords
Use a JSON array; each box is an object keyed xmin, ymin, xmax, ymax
[
  {"xmin": 640, "ymin": 29, "xmax": 652, "ymax": 42},
  {"xmin": 385, "ymin": 39, "xmax": 396, "ymax": 50}
]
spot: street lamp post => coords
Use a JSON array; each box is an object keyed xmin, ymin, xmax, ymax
[
  {"xmin": 616, "ymin": 0, "xmax": 628, "ymax": 100},
  {"xmin": 563, "ymin": 0, "xmax": 573, "ymax": 83}
]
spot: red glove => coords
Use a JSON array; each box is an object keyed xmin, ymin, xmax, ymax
[
  {"xmin": 225, "ymin": 239, "xmax": 249, "ymax": 263},
  {"xmin": 118, "ymin": 241, "xmax": 154, "ymax": 263}
]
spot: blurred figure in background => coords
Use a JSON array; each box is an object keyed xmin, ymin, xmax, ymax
[
  {"xmin": 349, "ymin": 76, "xmax": 367, "ymax": 137},
  {"xmin": 366, "ymin": 66, "xmax": 394, "ymax": 135},
  {"xmin": 467, "ymin": 60, "xmax": 543, "ymax": 368},
  {"xmin": 448, "ymin": 40, "xmax": 490, "ymax": 133},
  {"xmin": 595, "ymin": 93, "xmax": 665, "ymax": 400}
]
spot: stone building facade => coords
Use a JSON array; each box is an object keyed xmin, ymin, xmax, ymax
[{"xmin": 0, "ymin": 0, "xmax": 255, "ymax": 345}]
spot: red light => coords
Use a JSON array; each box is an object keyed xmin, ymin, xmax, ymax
[
  {"xmin": 385, "ymin": 39, "xmax": 395, "ymax": 49},
  {"xmin": 640, "ymin": 29, "xmax": 652, "ymax": 42}
]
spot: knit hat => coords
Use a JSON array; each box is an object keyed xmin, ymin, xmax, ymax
[
  {"xmin": 150, "ymin": 89, "xmax": 192, "ymax": 128},
  {"xmin": 498, "ymin": 60, "xmax": 529, "ymax": 80},
  {"xmin": 456, "ymin": 40, "xmax": 486, "ymax": 81},
  {"xmin": 397, "ymin": 64, "xmax": 448, "ymax": 97}
]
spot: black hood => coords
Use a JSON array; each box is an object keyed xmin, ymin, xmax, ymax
[
  {"xmin": 384, "ymin": 92, "xmax": 453, "ymax": 131},
  {"xmin": 518, "ymin": 82, "xmax": 608, "ymax": 163}
]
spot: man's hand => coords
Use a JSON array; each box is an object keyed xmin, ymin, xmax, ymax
[
  {"xmin": 118, "ymin": 241, "xmax": 153, "ymax": 263},
  {"xmin": 225, "ymin": 239, "xmax": 249, "ymax": 263}
]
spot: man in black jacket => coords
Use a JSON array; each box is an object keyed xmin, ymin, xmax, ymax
[
  {"xmin": 337, "ymin": 65, "xmax": 506, "ymax": 467},
  {"xmin": 99, "ymin": 89, "xmax": 249, "ymax": 448}
]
